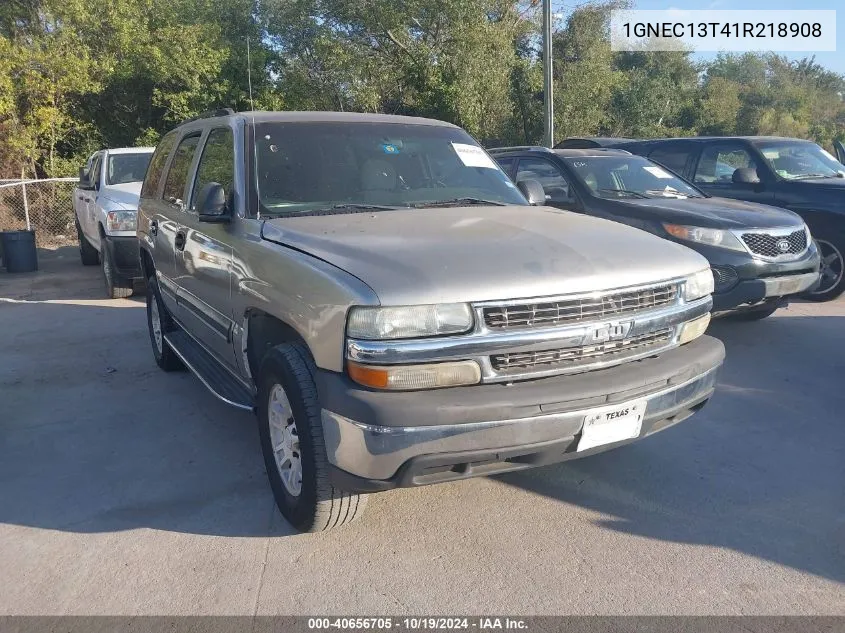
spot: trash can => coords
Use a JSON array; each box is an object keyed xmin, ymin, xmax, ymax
[{"xmin": 0, "ymin": 230, "xmax": 38, "ymax": 273}]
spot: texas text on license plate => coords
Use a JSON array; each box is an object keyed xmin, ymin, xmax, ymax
[{"xmin": 577, "ymin": 399, "xmax": 648, "ymax": 452}]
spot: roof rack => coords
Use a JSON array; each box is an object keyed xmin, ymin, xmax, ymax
[
  {"xmin": 487, "ymin": 146, "xmax": 553, "ymax": 154},
  {"xmin": 179, "ymin": 108, "xmax": 235, "ymax": 125}
]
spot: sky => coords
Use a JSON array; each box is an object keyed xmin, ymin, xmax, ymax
[{"xmin": 554, "ymin": 0, "xmax": 844, "ymax": 75}]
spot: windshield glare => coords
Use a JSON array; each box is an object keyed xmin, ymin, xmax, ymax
[
  {"xmin": 756, "ymin": 142, "xmax": 845, "ymax": 180},
  {"xmin": 564, "ymin": 156, "xmax": 704, "ymax": 200},
  {"xmin": 254, "ymin": 122, "xmax": 525, "ymax": 214},
  {"xmin": 107, "ymin": 153, "xmax": 152, "ymax": 185}
]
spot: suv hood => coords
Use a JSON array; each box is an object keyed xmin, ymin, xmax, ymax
[
  {"xmin": 261, "ymin": 206, "xmax": 708, "ymax": 305},
  {"xmin": 613, "ymin": 196, "xmax": 803, "ymax": 230}
]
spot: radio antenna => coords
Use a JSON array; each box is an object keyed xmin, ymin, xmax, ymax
[{"xmin": 246, "ymin": 36, "xmax": 255, "ymax": 112}]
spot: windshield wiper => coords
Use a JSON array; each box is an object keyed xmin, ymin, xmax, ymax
[
  {"xmin": 597, "ymin": 188, "xmax": 650, "ymax": 199},
  {"xmin": 328, "ymin": 203, "xmax": 405, "ymax": 210},
  {"xmin": 791, "ymin": 173, "xmax": 841, "ymax": 180},
  {"xmin": 410, "ymin": 197, "xmax": 508, "ymax": 208},
  {"xmin": 260, "ymin": 203, "xmax": 406, "ymax": 219},
  {"xmin": 644, "ymin": 189, "xmax": 704, "ymax": 199}
]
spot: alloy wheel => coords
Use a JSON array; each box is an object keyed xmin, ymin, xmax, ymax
[
  {"xmin": 812, "ymin": 239, "xmax": 844, "ymax": 295},
  {"xmin": 267, "ymin": 384, "xmax": 302, "ymax": 497}
]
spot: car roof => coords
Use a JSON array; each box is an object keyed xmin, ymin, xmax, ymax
[
  {"xmin": 487, "ymin": 146, "xmax": 632, "ymax": 157},
  {"xmin": 105, "ymin": 147, "xmax": 156, "ymax": 155},
  {"xmin": 174, "ymin": 110, "xmax": 460, "ymax": 131},
  {"xmin": 554, "ymin": 137, "xmax": 640, "ymax": 148}
]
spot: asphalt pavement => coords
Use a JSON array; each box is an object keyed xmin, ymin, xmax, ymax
[{"xmin": 1, "ymin": 248, "xmax": 843, "ymax": 615}]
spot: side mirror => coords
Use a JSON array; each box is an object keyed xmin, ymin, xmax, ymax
[
  {"xmin": 732, "ymin": 167, "xmax": 760, "ymax": 185},
  {"xmin": 517, "ymin": 179, "xmax": 546, "ymax": 206},
  {"xmin": 196, "ymin": 182, "xmax": 231, "ymax": 223},
  {"xmin": 78, "ymin": 167, "xmax": 91, "ymax": 189}
]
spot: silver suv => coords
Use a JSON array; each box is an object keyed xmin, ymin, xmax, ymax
[{"xmin": 137, "ymin": 110, "xmax": 724, "ymax": 532}]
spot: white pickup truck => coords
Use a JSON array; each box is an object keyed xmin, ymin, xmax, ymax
[{"xmin": 74, "ymin": 147, "xmax": 154, "ymax": 298}]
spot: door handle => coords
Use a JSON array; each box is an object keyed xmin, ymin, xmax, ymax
[
  {"xmin": 149, "ymin": 219, "xmax": 158, "ymax": 236},
  {"xmin": 175, "ymin": 231, "xmax": 186, "ymax": 251}
]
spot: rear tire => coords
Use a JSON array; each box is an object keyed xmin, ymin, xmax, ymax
[
  {"xmin": 77, "ymin": 223, "xmax": 99, "ymax": 266},
  {"xmin": 257, "ymin": 342, "xmax": 367, "ymax": 532},
  {"xmin": 102, "ymin": 241, "xmax": 133, "ymax": 299},
  {"xmin": 726, "ymin": 303, "xmax": 780, "ymax": 321},
  {"xmin": 146, "ymin": 274, "xmax": 183, "ymax": 372},
  {"xmin": 803, "ymin": 225, "xmax": 845, "ymax": 302}
]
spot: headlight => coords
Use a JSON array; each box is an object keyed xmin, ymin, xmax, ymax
[
  {"xmin": 107, "ymin": 210, "xmax": 137, "ymax": 232},
  {"xmin": 663, "ymin": 224, "xmax": 745, "ymax": 252},
  {"xmin": 347, "ymin": 304, "xmax": 474, "ymax": 340},
  {"xmin": 684, "ymin": 268, "xmax": 715, "ymax": 302}
]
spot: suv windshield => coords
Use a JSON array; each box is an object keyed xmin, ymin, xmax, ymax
[
  {"xmin": 107, "ymin": 153, "xmax": 153, "ymax": 185},
  {"xmin": 563, "ymin": 155, "xmax": 705, "ymax": 200},
  {"xmin": 755, "ymin": 141, "xmax": 845, "ymax": 180},
  {"xmin": 254, "ymin": 122, "xmax": 525, "ymax": 215}
]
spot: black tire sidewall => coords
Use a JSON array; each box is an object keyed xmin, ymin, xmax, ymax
[{"xmin": 257, "ymin": 349, "xmax": 322, "ymax": 531}]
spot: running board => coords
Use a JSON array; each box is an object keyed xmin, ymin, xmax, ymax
[{"xmin": 164, "ymin": 330, "xmax": 255, "ymax": 412}]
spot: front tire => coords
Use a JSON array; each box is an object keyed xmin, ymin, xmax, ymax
[
  {"xmin": 146, "ymin": 274, "xmax": 183, "ymax": 372},
  {"xmin": 257, "ymin": 343, "xmax": 367, "ymax": 532},
  {"xmin": 803, "ymin": 227, "xmax": 845, "ymax": 302},
  {"xmin": 102, "ymin": 241, "xmax": 133, "ymax": 299}
]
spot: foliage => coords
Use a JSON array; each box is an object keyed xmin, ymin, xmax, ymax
[{"xmin": 1, "ymin": 0, "xmax": 843, "ymax": 178}]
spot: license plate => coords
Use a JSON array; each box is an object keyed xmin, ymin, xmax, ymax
[
  {"xmin": 763, "ymin": 276, "xmax": 805, "ymax": 297},
  {"xmin": 577, "ymin": 399, "xmax": 647, "ymax": 452}
]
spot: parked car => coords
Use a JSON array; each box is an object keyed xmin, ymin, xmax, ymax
[
  {"xmin": 138, "ymin": 110, "xmax": 724, "ymax": 532},
  {"xmin": 556, "ymin": 136, "xmax": 845, "ymax": 301},
  {"xmin": 75, "ymin": 147, "xmax": 154, "ymax": 298},
  {"xmin": 489, "ymin": 146, "xmax": 821, "ymax": 320}
]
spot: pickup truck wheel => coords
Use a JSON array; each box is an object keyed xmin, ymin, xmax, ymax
[
  {"xmin": 76, "ymin": 223, "xmax": 99, "ymax": 266},
  {"xmin": 803, "ymin": 229, "xmax": 845, "ymax": 302},
  {"xmin": 146, "ymin": 274, "xmax": 183, "ymax": 372},
  {"xmin": 257, "ymin": 343, "xmax": 367, "ymax": 532},
  {"xmin": 102, "ymin": 245, "xmax": 133, "ymax": 299}
]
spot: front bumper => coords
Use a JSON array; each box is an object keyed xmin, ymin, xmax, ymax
[
  {"xmin": 103, "ymin": 235, "xmax": 143, "ymax": 280},
  {"xmin": 320, "ymin": 335, "xmax": 724, "ymax": 491},
  {"xmin": 677, "ymin": 239, "xmax": 821, "ymax": 312}
]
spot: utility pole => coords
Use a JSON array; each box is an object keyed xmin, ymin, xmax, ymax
[{"xmin": 542, "ymin": 0, "xmax": 554, "ymax": 148}]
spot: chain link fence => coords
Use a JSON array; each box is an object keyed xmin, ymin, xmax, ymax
[{"xmin": 0, "ymin": 178, "xmax": 78, "ymax": 248}]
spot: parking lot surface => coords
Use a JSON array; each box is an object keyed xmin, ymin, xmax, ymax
[{"xmin": 1, "ymin": 248, "xmax": 844, "ymax": 615}]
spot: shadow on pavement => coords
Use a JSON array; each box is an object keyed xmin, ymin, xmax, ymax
[{"xmin": 497, "ymin": 313, "xmax": 845, "ymax": 584}]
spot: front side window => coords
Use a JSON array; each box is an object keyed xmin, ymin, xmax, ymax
[
  {"xmin": 107, "ymin": 153, "xmax": 153, "ymax": 186},
  {"xmin": 694, "ymin": 145, "xmax": 758, "ymax": 184},
  {"xmin": 141, "ymin": 131, "xmax": 179, "ymax": 198},
  {"xmin": 515, "ymin": 157, "xmax": 571, "ymax": 202},
  {"xmin": 563, "ymin": 156, "xmax": 705, "ymax": 200},
  {"xmin": 162, "ymin": 134, "xmax": 201, "ymax": 205},
  {"xmin": 254, "ymin": 122, "xmax": 525, "ymax": 215},
  {"xmin": 755, "ymin": 141, "xmax": 845, "ymax": 180},
  {"xmin": 191, "ymin": 128, "xmax": 235, "ymax": 211}
]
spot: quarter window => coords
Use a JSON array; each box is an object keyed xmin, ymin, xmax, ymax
[
  {"xmin": 141, "ymin": 132, "xmax": 179, "ymax": 198},
  {"xmin": 516, "ymin": 157, "xmax": 570, "ymax": 201},
  {"xmin": 648, "ymin": 146, "xmax": 691, "ymax": 176},
  {"xmin": 694, "ymin": 145, "xmax": 758, "ymax": 184},
  {"xmin": 162, "ymin": 134, "xmax": 201, "ymax": 205},
  {"xmin": 190, "ymin": 128, "xmax": 235, "ymax": 211}
]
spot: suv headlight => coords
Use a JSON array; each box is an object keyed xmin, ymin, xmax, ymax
[
  {"xmin": 684, "ymin": 268, "xmax": 715, "ymax": 302},
  {"xmin": 663, "ymin": 224, "xmax": 745, "ymax": 252},
  {"xmin": 107, "ymin": 210, "xmax": 137, "ymax": 232},
  {"xmin": 347, "ymin": 303, "xmax": 474, "ymax": 340}
]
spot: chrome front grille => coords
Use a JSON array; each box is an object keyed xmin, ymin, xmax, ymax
[
  {"xmin": 490, "ymin": 329, "xmax": 673, "ymax": 373},
  {"xmin": 740, "ymin": 229, "xmax": 807, "ymax": 258},
  {"xmin": 483, "ymin": 283, "xmax": 679, "ymax": 330}
]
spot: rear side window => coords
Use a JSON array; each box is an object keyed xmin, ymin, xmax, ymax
[
  {"xmin": 694, "ymin": 145, "xmax": 758, "ymax": 183},
  {"xmin": 162, "ymin": 134, "xmax": 201, "ymax": 205},
  {"xmin": 190, "ymin": 127, "xmax": 235, "ymax": 211},
  {"xmin": 648, "ymin": 146, "xmax": 691, "ymax": 176},
  {"xmin": 141, "ymin": 132, "xmax": 178, "ymax": 198},
  {"xmin": 494, "ymin": 157, "xmax": 516, "ymax": 177}
]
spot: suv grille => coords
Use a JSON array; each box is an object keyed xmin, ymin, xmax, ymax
[
  {"xmin": 740, "ymin": 229, "xmax": 806, "ymax": 258},
  {"xmin": 490, "ymin": 329, "xmax": 673, "ymax": 372},
  {"xmin": 483, "ymin": 284, "xmax": 679, "ymax": 330}
]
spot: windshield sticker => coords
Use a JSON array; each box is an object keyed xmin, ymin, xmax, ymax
[
  {"xmin": 644, "ymin": 165, "xmax": 673, "ymax": 179},
  {"xmin": 762, "ymin": 150, "xmax": 780, "ymax": 159},
  {"xmin": 451, "ymin": 143, "xmax": 497, "ymax": 169},
  {"xmin": 382, "ymin": 143, "xmax": 400, "ymax": 154}
]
